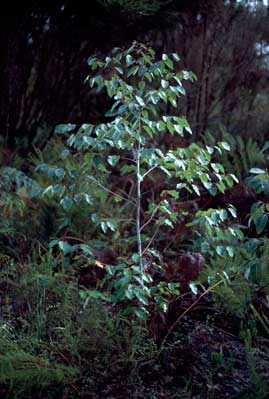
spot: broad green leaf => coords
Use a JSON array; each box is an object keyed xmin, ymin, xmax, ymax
[
  {"xmin": 60, "ymin": 196, "xmax": 73, "ymax": 211},
  {"xmin": 58, "ymin": 241, "xmax": 76, "ymax": 256},
  {"xmin": 107, "ymin": 220, "xmax": 117, "ymax": 231},
  {"xmin": 126, "ymin": 54, "xmax": 134, "ymax": 66},
  {"xmin": 101, "ymin": 221, "xmax": 108, "ymax": 233},
  {"xmin": 135, "ymin": 291, "xmax": 148, "ymax": 306},
  {"xmin": 127, "ymin": 65, "xmax": 139, "ymax": 77},
  {"xmin": 84, "ymin": 194, "xmax": 94, "ymax": 205},
  {"xmin": 61, "ymin": 149, "xmax": 70, "ymax": 159},
  {"xmin": 164, "ymin": 218, "xmax": 173, "ymax": 228},
  {"xmin": 225, "ymin": 175, "xmax": 234, "ymax": 188},
  {"xmin": 255, "ymin": 214, "xmax": 268, "ymax": 234},
  {"xmin": 250, "ymin": 168, "xmax": 266, "ymax": 174},
  {"xmin": 228, "ymin": 206, "xmax": 237, "ymax": 218},
  {"xmin": 165, "ymin": 58, "xmax": 173, "ymax": 69},
  {"xmin": 172, "ymin": 53, "xmax": 180, "ymax": 61},
  {"xmin": 131, "ymin": 253, "xmax": 140, "ymax": 263},
  {"xmin": 226, "ymin": 246, "xmax": 234, "ymax": 257},
  {"xmin": 189, "ymin": 283, "xmax": 198, "ymax": 295},
  {"xmin": 247, "ymin": 238, "xmax": 260, "ymax": 254},
  {"xmin": 216, "ymin": 246, "xmax": 226, "ymax": 257},
  {"xmin": 87, "ymin": 55, "xmax": 96, "ymax": 66},
  {"xmin": 220, "ymin": 141, "xmax": 230, "ymax": 151},
  {"xmin": 161, "ymin": 79, "xmax": 169, "ymax": 89},
  {"xmin": 115, "ymin": 66, "xmax": 123, "ymax": 75},
  {"xmin": 54, "ymin": 168, "xmax": 65, "ymax": 180},
  {"xmin": 108, "ymin": 155, "xmax": 120, "ymax": 166},
  {"xmin": 55, "ymin": 124, "xmax": 76, "ymax": 134},
  {"xmin": 49, "ymin": 239, "xmax": 59, "ymax": 248},
  {"xmin": 191, "ymin": 184, "xmax": 200, "ymax": 196},
  {"xmin": 80, "ymin": 244, "xmax": 93, "ymax": 257},
  {"xmin": 216, "ymin": 182, "xmax": 225, "ymax": 193},
  {"xmin": 136, "ymin": 96, "xmax": 145, "ymax": 106}
]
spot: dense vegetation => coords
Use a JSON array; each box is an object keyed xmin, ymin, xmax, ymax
[{"xmin": 1, "ymin": 1, "xmax": 269, "ymax": 398}]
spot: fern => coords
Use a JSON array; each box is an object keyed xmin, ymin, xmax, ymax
[
  {"xmin": 201, "ymin": 243, "xmax": 269, "ymax": 318},
  {"xmin": 0, "ymin": 167, "xmax": 40, "ymax": 196},
  {"xmin": 201, "ymin": 130, "xmax": 267, "ymax": 180},
  {"xmin": 0, "ymin": 335, "xmax": 77, "ymax": 394}
]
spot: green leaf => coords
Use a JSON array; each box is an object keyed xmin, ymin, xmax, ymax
[
  {"xmin": 145, "ymin": 72, "xmax": 152, "ymax": 82},
  {"xmin": 107, "ymin": 155, "xmax": 120, "ymax": 166},
  {"xmin": 161, "ymin": 79, "xmax": 169, "ymax": 89},
  {"xmin": 174, "ymin": 125, "xmax": 183, "ymax": 135},
  {"xmin": 189, "ymin": 283, "xmax": 198, "ymax": 295},
  {"xmin": 219, "ymin": 209, "xmax": 227, "ymax": 221},
  {"xmin": 255, "ymin": 214, "xmax": 268, "ymax": 234},
  {"xmin": 131, "ymin": 253, "xmax": 140, "ymax": 263},
  {"xmin": 49, "ymin": 239, "xmax": 59, "ymax": 248},
  {"xmin": 60, "ymin": 196, "xmax": 73, "ymax": 211},
  {"xmin": 226, "ymin": 246, "xmax": 234, "ymax": 257},
  {"xmin": 167, "ymin": 122, "xmax": 175, "ymax": 134},
  {"xmin": 54, "ymin": 168, "xmax": 65, "ymax": 180},
  {"xmin": 58, "ymin": 241, "xmax": 76, "ymax": 256},
  {"xmin": 107, "ymin": 220, "xmax": 117, "ymax": 232},
  {"xmin": 101, "ymin": 221, "xmax": 108, "ymax": 233},
  {"xmin": 115, "ymin": 66, "xmax": 123, "ymax": 75},
  {"xmin": 80, "ymin": 244, "xmax": 93, "ymax": 257},
  {"xmin": 191, "ymin": 184, "xmax": 200, "ymax": 196},
  {"xmin": 164, "ymin": 218, "xmax": 174, "ymax": 228},
  {"xmin": 157, "ymin": 121, "xmax": 166, "ymax": 132},
  {"xmin": 216, "ymin": 246, "xmax": 226, "ymax": 257},
  {"xmin": 136, "ymin": 291, "xmax": 148, "ymax": 306},
  {"xmin": 228, "ymin": 206, "xmax": 237, "ymax": 218},
  {"xmin": 84, "ymin": 194, "xmax": 94, "ymax": 205},
  {"xmin": 230, "ymin": 174, "xmax": 239, "ymax": 183},
  {"xmin": 87, "ymin": 55, "xmax": 96, "ymax": 66},
  {"xmin": 225, "ymin": 175, "xmax": 234, "ymax": 188},
  {"xmin": 134, "ymin": 309, "xmax": 147, "ymax": 318},
  {"xmin": 126, "ymin": 54, "xmax": 134, "ymax": 66},
  {"xmin": 247, "ymin": 238, "xmax": 260, "ymax": 254},
  {"xmin": 61, "ymin": 149, "xmax": 70, "ymax": 159},
  {"xmin": 203, "ymin": 181, "xmax": 212, "ymax": 190},
  {"xmin": 55, "ymin": 124, "xmax": 76, "ymax": 134},
  {"xmin": 136, "ymin": 96, "xmax": 145, "ymax": 106},
  {"xmin": 220, "ymin": 142, "xmax": 230, "ymax": 151},
  {"xmin": 172, "ymin": 53, "xmax": 180, "ymax": 61},
  {"xmin": 127, "ymin": 65, "xmax": 139, "ymax": 77},
  {"xmin": 165, "ymin": 58, "xmax": 173, "ymax": 69},
  {"xmin": 216, "ymin": 182, "xmax": 225, "ymax": 194},
  {"xmin": 249, "ymin": 168, "xmax": 266, "ymax": 174}
]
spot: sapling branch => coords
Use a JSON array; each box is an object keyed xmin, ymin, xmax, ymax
[
  {"xmin": 142, "ymin": 224, "xmax": 161, "ymax": 256},
  {"xmin": 157, "ymin": 278, "xmax": 226, "ymax": 359},
  {"xmin": 88, "ymin": 176, "xmax": 136, "ymax": 205},
  {"xmin": 142, "ymin": 165, "xmax": 158, "ymax": 179},
  {"xmin": 140, "ymin": 202, "xmax": 161, "ymax": 232}
]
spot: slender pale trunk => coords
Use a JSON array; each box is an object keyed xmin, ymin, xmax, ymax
[{"xmin": 136, "ymin": 117, "xmax": 143, "ymax": 273}]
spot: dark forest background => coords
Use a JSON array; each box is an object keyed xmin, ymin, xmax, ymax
[{"xmin": 1, "ymin": 0, "xmax": 269, "ymax": 154}]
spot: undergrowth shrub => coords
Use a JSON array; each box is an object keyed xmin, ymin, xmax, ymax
[
  {"xmin": 0, "ymin": 325, "xmax": 77, "ymax": 398},
  {"xmin": 0, "ymin": 247, "xmax": 157, "ymax": 398},
  {"xmin": 201, "ymin": 241, "xmax": 269, "ymax": 319}
]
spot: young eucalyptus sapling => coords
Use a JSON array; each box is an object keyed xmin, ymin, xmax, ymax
[{"xmin": 37, "ymin": 42, "xmax": 241, "ymax": 313}]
